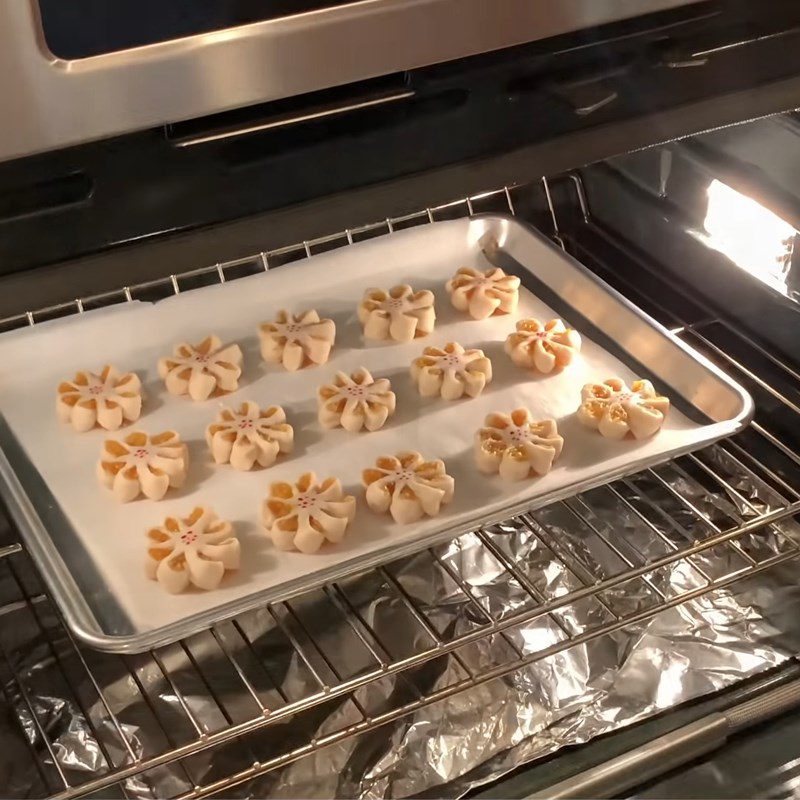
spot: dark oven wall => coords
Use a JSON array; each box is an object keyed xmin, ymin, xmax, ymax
[
  {"xmin": 576, "ymin": 114, "xmax": 800, "ymax": 366},
  {"xmin": 2, "ymin": 0, "xmax": 800, "ymax": 285}
]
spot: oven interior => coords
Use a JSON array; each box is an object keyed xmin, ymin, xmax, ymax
[{"xmin": 2, "ymin": 3, "xmax": 800, "ymax": 799}]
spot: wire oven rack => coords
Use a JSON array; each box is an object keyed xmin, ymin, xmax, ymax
[{"xmin": 0, "ymin": 176, "xmax": 799, "ymax": 799}]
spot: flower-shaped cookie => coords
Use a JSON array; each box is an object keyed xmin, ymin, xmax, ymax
[
  {"xmin": 504, "ymin": 318, "xmax": 581, "ymax": 373},
  {"xmin": 318, "ymin": 367, "xmax": 396, "ymax": 432},
  {"xmin": 56, "ymin": 366, "xmax": 142, "ymax": 432},
  {"xmin": 362, "ymin": 452, "xmax": 455, "ymax": 524},
  {"xmin": 577, "ymin": 378, "xmax": 670, "ymax": 440},
  {"xmin": 410, "ymin": 342, "xmax": 493, "ymax": 400},
  {"xmin": 146, "ymin": 507, "xmax": 240, "ymax": 594},
  {"xmin": 446, "ymin": 266, "xmax": 520, "ymax": 320},
  {"xmin": 259, "ymin": 309, "xmax": 336, "ymax": 372},
  {"xmin": 475, "ymin": 409, "xmax": 563, "ymax": 481},
  {"xmin": 261, "ymin": 472, "xmax": 356, "ymax": 554},
  {"xmin": 98, "ymin": 430, "xmax": 188, "ymax": 502},
  {"xmin": 206, "ymin": 401, "xmax": 294, "ymax": 471},
  {"xmin": 358, "ymin": 284, "xmax": 435, "ymax": 341},
  {"xmin": 158, "ymin": 335, "xmax": 243, "ymax": 401}
]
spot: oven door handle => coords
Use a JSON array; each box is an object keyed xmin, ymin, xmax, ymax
[{"xmin": 166, "ymin": 87, "xmax": 416, "ymax": 148}]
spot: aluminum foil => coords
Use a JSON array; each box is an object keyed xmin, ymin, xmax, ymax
[{"xmin": 1, "ymin": 445, "xmax": 799, "ymax": 799}]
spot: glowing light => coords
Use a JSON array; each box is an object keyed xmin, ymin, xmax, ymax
[{"xmin": 702, "ymin": 179, "xmax": 795, "ymax": 297}]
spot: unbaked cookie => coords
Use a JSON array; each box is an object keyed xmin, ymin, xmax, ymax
[
  {"xmin": 261, "ymin": 472, "xmax": 356, "ymax": 553},
  {"xmin": 145, "ymin": 507, "xmax": 240, "ymax": 593},
  {"xmin": 318, "ymin": 367, "xmax": 396, "ymax": 432},
  {"xmin": 577, "ymin": 378, "xmax": 669, "ymax": 440},
  {"xmin": 57, "ymin": 366, "xmax": 142, "ymax": 432},
  {"xmin": 475, "ymin": 409, "xmax": 563, "ymax": 481},
  {"xmin": 410, "ymin": 342, "xmax": 492, "ymax": 400},
  {"xmin": 158, "ymin": 335, "xmax": 243, "ymax": 401},
  {"xmin": 504, "ymin": 318, "xmax": 581, "ymax": 373},
  {"xmin": 446, "ymin": 266, "xmax": 520, "ymax": 319},
  {"xmin": 362, "ymin": 451, "xmax": 454, "ymax": 524},
  {"xmin": 358, "ymin": 284, "xmax": 435, "ymax": 341},
  {"xmin": 206, "ymin": 401, "xmax": 293, "ymax": 470},
  {"xmin": 98, "ymin": 430, "xmax": 188, "ymax": 502},
  {"xmin": 259, "ymin": 309, "xmax": 335, "ymax": 371}
]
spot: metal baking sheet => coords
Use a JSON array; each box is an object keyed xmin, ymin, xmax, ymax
[{"xmin": 0, "ymin": 216, "xmax": 753, "ymax": 652}]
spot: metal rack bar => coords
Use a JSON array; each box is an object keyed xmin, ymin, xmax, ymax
[
  {"xmin": 722, "ymin": 437, "xmax": 800, "ymax": 501},
  {"xmin": 428, "ymin": 548, "xmax": 526, "ymax": 659},
  {"xmin": 603, "ymin": 481, "xmax": 713, "ymax": 583},
  {"xmin": 321, "ymin": 584, "xmax": 390, "ymax": 668},
  {"xmin": 179, "ymin": 640, "xmax": 235, "ymax": 728},
  {"xmin": 564, "ymin": 497, "xmax": 667, "ymax": 600},
  {"xmin": 149, "ymin": 650, "xmax": 206, "ymax": 739},
  {"xmin": 280, "ymin": 601, "xmax": 370, "ymax": 721},
  {"xmin": 525, "ymin": 512, "xmax": 621, "ymax": 620},
  {"xmin": 267, "ymin": 605, "xmax": 330, "ymax": 693},
  {"xmin": 230, "ymin": 618, "xmax": 291, "ymax": 705},
  {"xmin": 208, "ymin": 627, "xmax": 266, "ymax": 714},
  {"xmin": 657, "ymin": 461, "xmax": 759, "ymax": 565},
  {"xmin": 473, "ymin": 527, "xmax": 574, "ymax": 640}
]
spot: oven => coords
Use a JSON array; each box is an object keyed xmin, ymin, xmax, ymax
[{"xmin": 2, "ymin": 2, "xmax": 800, "ymax": 798}]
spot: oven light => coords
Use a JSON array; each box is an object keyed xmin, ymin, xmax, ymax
[{"xmin": 702, "ymin": 179, "xmax": 796, "ymax": 297}]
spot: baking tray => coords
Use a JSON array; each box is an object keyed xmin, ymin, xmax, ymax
[{"xmin": 0, "ymin": 216, "xmax": 753, "ymax": 652}]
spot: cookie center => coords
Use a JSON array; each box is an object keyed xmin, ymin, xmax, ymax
[
  {"xmin": 283, "ymin": 323, "xmax": 303, "ymax": 335},
  {"xmin": 238, "ymin": 418, "xmax": 253, "ymax": 430},
  {"xmin": 534, "ymin": 330, "xmax": 549, "ymax": 340},
  {"xmin": 133, "ymin": 448, "xmax": 150, "ymax": 459},
  {"xmin": 180, "ymin": 530, "xmax": 197, "ymax": 545},
  {"xmin": 384, "ymin": 297, "xmax": 406, "ymax": 311},
  {"xmin": 194, "ymin": 353, "xmax": 210, "ymax": 365},
  {"xmin": 296, "ymin": 492, "xmax": 319, "ymax": 511},
  {"xmin": 615, "ymin": 391, "xmax": 639, "ymax": 406},
  {"xmin": 505, "ymin": 425, "xmax": 532, "ymax": 445},
  {"xmin": 395, "ymin": 468, "xmax": 416, "ymax": 483},
  {"xmin": 344, "ymin": 384, "xmax": 368, "ymax": 399},
  {"xmin": 88, "ymin": 384, "xmax": 104, "ymax": 395},
  {"xmin": 440, "ymin": 353, "xmax": 465, "ymax": 369}
]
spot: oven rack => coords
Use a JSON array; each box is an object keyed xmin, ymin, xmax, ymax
[{"xmin": 0, "ymin": 178, "xmax": 799, "ymax": 799}]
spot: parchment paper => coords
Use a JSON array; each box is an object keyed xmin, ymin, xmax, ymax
[{"xmin": 0, "ymin": 221, "xmax": 717, "ymax": 638}]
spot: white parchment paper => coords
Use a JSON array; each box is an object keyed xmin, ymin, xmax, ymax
[{"xmin": 0, "ymin": 220, "xmax": 720, "ymax": 638}]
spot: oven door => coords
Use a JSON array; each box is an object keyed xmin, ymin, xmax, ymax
[{"xmin": 0, "ymin": 0, "xmax": 705, "ymax": 162}]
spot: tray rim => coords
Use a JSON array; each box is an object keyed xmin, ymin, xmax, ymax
[{"xmin": 0, "ymin": 214, "xmax": 755, "ymax": 652}]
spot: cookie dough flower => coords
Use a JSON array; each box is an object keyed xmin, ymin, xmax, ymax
[
  {"xmin": 504, "ymin": 318, "xmax": 581, "ymax": 373},
  {"xmin": 362, "ymin": 452, "xmax": 455, "ymax": 524},
  {"xmin": 98, "ymin": 430, "xmax": 188, "ymax": 502},
  {"xmin": 446, "ymin": 266, "xmax": 520, "ymax": 319},
  {"xmin": 577, "ymin": 378, "xmax": 669, "ymax": 440},
  {"xmin": 259, "ymin": 309, "xmax": 335, "ymax": 371},
  {"xmin": 261, "ymin": 472, "xmax": 356, "ymax": 554},
  {"xmin": 410, "ymin": 342, "xmax": 492, "ymax": 400},
  {"xmin": 158, "ymin": 335, "xmax": 243, "ymax": 401},
  {"xmin": 318, "ymin": 367, "xmax": 396, "ymax": 432},
  {"xmin": 145, "ymin": 507, "xmax": 239, "ymax": 594},
  {"xmin": 56, "ymin": 365, "xmax": 142, "ymax": 432},
  {"xmin": 358, "ymin": 284, "xmax": 435, "ymax": 341},
  {"xmin": 206, "ymin": 401, "xmax": 293, "ymax": 470},
  {"xmin": 475, "ymin": 409, "xmax": 563, "ymax": 481}
]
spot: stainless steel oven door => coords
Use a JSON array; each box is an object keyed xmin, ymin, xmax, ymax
[{"xmin": 0, "ymin": 0, "xmax": 704, "ymax": 163}]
